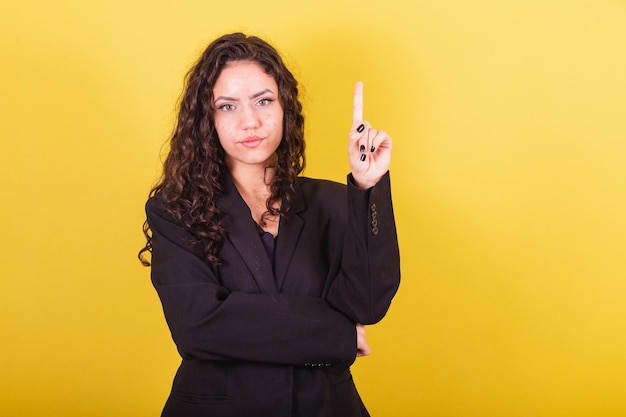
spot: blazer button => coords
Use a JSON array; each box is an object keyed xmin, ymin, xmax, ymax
[{"xmin": 370, "ymin": 203, "xmax": 379, "ymax": 235}]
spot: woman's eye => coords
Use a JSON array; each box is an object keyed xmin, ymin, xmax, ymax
[
  {"xmin": 257, "ymin": 98, "xmax": 273, "ymax": 106},
  {"xmin": 219, "ymin": 104, "xmax": 235, "ymax": 111}
]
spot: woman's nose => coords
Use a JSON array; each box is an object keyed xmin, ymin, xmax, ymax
[{"xmin": 239, "ymin": 105, "xmax": 260, "ymax": 129}]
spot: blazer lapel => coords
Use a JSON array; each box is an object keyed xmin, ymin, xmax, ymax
[
  {"xmin": 274, "ymin": 190, "xmax": 306, "ymax": 291},
  {"xmin": 218, "ymin": 172, "xmax": 278, "ymax": 294}
]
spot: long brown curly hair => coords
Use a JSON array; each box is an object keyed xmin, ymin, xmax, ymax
[{"xmin": 139, "ymin": 33, "xmax": 305, "ymax": 266}]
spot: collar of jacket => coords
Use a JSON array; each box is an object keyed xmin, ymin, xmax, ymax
[{"xmin": 216, "ymin": 170, "xmax": 307, "ymax": 293}]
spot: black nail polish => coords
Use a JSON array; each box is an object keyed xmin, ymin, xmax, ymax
[
  {"xmin": 357, "ymin": 124, "xmax": 365, "ymax": 133},
  {"xmin": 359, "ymin": 145, "xmax": 365, "ymax": 153},
  {"xmin": 360, "ymin": 154, "xmax": 367, "ymax": 161},
  {"xmin": 370, "ymin": 146, "xmax": 376, "ymax": 152}
]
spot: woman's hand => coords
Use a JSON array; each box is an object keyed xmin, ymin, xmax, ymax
[
  {"xmin": 356, "ymin": 323, "xmax": 371, "ymax": 357},
  {"xmin": 348, "ymin": 81, "xmax": 392, "ymax": 189}
]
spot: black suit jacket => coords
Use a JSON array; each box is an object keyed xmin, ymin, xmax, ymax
[{"xmin": 146, "ymin": 172, "xmax": 400, "ymax": 417}]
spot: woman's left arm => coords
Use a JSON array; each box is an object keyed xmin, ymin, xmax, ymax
[{"xmin": 325, "ymin": 82, "xmax": 400, "ymax": 324}]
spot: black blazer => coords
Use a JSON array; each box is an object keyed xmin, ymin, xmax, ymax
[{"xmin": 146, "ymin": 171, "xmax": 400, "ymax": 417}]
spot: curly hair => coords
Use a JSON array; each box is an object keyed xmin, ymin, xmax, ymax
[{"xmin": 139, "ymin": 33, "xmax": 306, "ymax": 266}]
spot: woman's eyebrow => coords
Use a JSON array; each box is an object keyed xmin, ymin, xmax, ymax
[
  {"xmin": 214, "ymin": 95, "xmax": 237, "ymax": 102},
  {"xmin": 215, "ymin": 89, "xmax": 276, "ymax": 103},
  {"xmin": 250, "ymin": 88, "xmax": 275, "ymax": 99}
]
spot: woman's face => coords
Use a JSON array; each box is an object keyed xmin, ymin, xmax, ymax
[{"xmin": 212, "ymin": 60, "xmax": 284, "ymax": 172}]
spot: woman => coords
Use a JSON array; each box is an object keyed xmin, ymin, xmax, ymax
[{"xmin": 139, "ymin": 32, "xmax": 400, "ymax": 417}]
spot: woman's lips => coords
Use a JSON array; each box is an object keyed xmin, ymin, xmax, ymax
[{"xmin": 240, "ymin": 136, "xmax": 263, "ymax": 147}]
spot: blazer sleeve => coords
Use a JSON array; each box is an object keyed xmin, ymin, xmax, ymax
[
  {"xmin": 325, "ymin": 171, "xmax": 401, "ymax": 324},
  {"xmin": 146, "ymin": 197, "xmax": 356, "ymax": 369}
]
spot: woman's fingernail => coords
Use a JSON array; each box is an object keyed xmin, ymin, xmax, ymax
[
  {"xmin": 357, "ymin": 124, "xmax": 365, "ymax": 133},
  {"xmin": 359, "ymin": 145, "xmax": 365, "ymax": 153},
  {"xmin": 360, "ymin": 154, "xmax": 367, "ymax": 161},
  {"xmin": 370, "ymin": 146, "xmax": 376, "ymax": 152}
]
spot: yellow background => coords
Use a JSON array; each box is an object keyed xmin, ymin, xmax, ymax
[{"xmin": 2, "ymin": 0, "xmax": 625, "ymax": 415}]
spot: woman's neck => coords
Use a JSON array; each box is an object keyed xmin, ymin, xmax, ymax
[
  {"xmin": 226, "ymin": 158, "xmax": 280, "ymax": 235},
  {"xmin": 227, "ymin": 163, "xmax": 274, "ymax": 198}
]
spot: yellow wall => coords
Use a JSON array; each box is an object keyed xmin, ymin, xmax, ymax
[{"xmin": 2, "ymin": 0, "xmax": 625, "ymax": 415}]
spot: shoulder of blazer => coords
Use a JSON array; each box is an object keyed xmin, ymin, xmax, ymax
[
  {"xmin": 294, "ymin": 176, "xmax": 347, "ymax": 211},
  {"xmin": 145, "ymin": 192, "xmax": 179, "ymax": 226}
]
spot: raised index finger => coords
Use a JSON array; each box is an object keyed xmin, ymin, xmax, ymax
[{"xmin": 353, "ymin": 81, "xmax": 364, "ymax": 124}]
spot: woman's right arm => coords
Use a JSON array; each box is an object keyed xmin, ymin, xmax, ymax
[{"xmin": 146, "ymin": 197, "xmax": 357, "ymax": 369}]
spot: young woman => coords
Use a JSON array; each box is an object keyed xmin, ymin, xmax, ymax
[{"xmin": 139, "ymin": 32, "xmax": 400, "ymax": 417}]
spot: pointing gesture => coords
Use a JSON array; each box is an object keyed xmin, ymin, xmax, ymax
[
  {"xmin": 353, "ymin": 80, "xmax": 364, "ymax": 123},
  {"xmin": 348, "ymin": 81, "xmax": 392, "ymax": 189}
]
